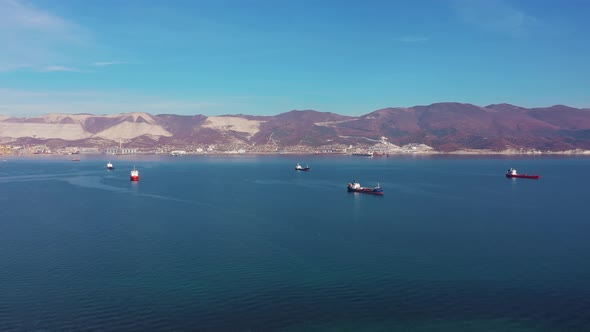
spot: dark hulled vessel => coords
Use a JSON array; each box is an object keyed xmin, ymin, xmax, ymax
[
  {"xmin": 347, "ymin": 180, "xmax": 383, "ymax": 195},
  {"xmin": 505, "ymin": 168, "xmax": 539, "ymax": 179}
]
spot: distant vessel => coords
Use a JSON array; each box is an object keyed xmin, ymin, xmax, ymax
[
  {"xmin": 71, "ymin": 158, "xmax": 80, "ymax": 162},
  {"xmin": 107, "ymin": 162, "xmax": 114, "ymax": 170},
  {"xmin": 347, "ymin": 180, "xmax": 384, "ymax": 195},
  {"xmin": 295, "ymin": 163, "xmax": 310, "ymax": 171},
  {"xmin": 352, "ymin": 152, "xmax": 373, "ymax": 157},
  {"xmin": 505, "ymin": 168, "xmax": 539, "ymax": 179},
  {"xmin": 130, "ymin": 166, "xmax": 139, "ymax": 181}
]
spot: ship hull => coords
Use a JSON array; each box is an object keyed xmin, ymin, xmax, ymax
[
  {"xmin": 295, "ymin": 168, "xmax": 310, "ymax": 171},
  {"xmin": 506, "ymin": 174, "xmax": 539, "ymax": 179},
  {"xmin": 107, "ymin": 167, "xmax": 114, "ymax": 170},
  {"xmin": 130, "ymin": 176, "xmax": 139, "ymax": 181},
  {"xmin": 347, "ymin": 188, "xmax": 384, "ymax": 195}
]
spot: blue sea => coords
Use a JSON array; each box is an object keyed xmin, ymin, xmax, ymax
[{"xmin": 1, "ymin": 155, "xmax": 589, "ymax": 331}]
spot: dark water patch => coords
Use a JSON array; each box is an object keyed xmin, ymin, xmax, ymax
[{"xmin": 1, "ymin": 156, "xmax": 589, "ymax": 331}]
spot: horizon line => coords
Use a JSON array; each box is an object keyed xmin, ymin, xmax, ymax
[{"xmin": 0, "ymin": 102, "xmax": 587, "ymax": 118}]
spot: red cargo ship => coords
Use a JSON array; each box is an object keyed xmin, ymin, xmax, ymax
[
  {"xmin": 505, "ymin": 168, "xmax": 539, "ymax": 179},
  {"xmin": 130, "ymin": 166, "xmax": 139, "ymax": 181}
]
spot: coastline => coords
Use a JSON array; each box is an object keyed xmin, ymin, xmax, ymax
[
  {"xmin": 444, "ymin": 149, "xmax": 590, "ymax": 155},
  {"xmin": 3, "ymin": 149, "xmax": 590, "ymax": 158}
]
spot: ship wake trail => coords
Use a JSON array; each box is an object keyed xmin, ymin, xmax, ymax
[
  {"xmin": 0, "ymin": 172, "xmax": 82, "ymax": 184},
  {"xmin": 63, "ymin": 176, "xmax": 127, "ymax": 192},
  {"xmin": 136, "ymin": 193, "xmax": 207, "ymax": 206},
  {"xmin": 63, "ymin": 176, "xmax": 213, "ymax": 206}
]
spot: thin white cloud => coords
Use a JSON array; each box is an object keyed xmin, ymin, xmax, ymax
[
  {"xmin": 0, "ymin": 102, "xmax": 222, "ymax": 115},
  {"xmin": 0, "ymin": 64, "xmax": 32, "ymax": 72},
  {"xmin": 0, "ymin": 89, "xmax": 99, "ymax": 98},
  {"xmin": 92, "ymin": 61, "xmax": 125, "ymax": 67},
  {"xmin": 0, "ymin": 89, "xmax": 228, "ymax": 116},
  {"xmin": 451, "ymin": 0, "xmax": 538, "ymax": 36},
  {"xmin": 398, "ymin": 36, "xmax": 429, "ymax": 43},
  {"xmin": 0, "ymin": 0, "xmax": 91, "ymax": 72},
  {"xmin": 41, "ymin": 65, "xmax": 85, "ymax": 72},
  {"xmin": 0, "ymin": 0, "xmax": 70, "ymax": 30}
]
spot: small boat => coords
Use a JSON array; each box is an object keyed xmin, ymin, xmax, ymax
[
  {"xmin": 130, "ymin": 166, "xmax": 139, "ymax": 181},
  {"xmin": 352, "ymin": 152, "xmax": 374, "ymax": 157},
  {"xmin": 347, "ymin": 180, "xmax": 384, "ymax": 195},
  {"xmin": 295, "ymin": 163, "xmax": 310, "ymax": 171},
  {"xmin": 71, "ymin": 158, "xmax": 80, "ymax": 162},
  {"xmin": 107, "ymin": 162, "xmax": 114, "ymax": 170},
  {"xmin": 170, "ymin": 150, "xmax": 186, "ymax": 156},
  {"xmin": 505, "ymin": 168, "xmax": 539, "ymax": 179}
]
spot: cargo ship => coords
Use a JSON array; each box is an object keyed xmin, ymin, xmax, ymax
[
  {"xmin": 505, "ymin": 168, "xmax": 539, "ymax": 179},
  {"xmin": 295, "ymin": 163, "xmax": 310, "ymax": 171},
  {"xmin": 347, "ymin": 180, "xmax": 384, "ymax": 195},
  {"xmin": 130, "ymin": 166, "xmax": 139, "ymax": 181},
  {"xmin": 107, "ymin": 162, "xmax": 114, "ymax": 170},
  {"xmin": 352, "ymin": 152, "xmax": 373, "ymax": 157}
]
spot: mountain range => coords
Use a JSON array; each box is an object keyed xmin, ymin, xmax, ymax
[{"xmin": 1, "ymin": 102, "xmax": 590, "ymax": 152}]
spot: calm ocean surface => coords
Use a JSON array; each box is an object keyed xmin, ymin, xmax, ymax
[{"xmin": 1, "ymin": 155, "xmax": 589, "ymax": 331}]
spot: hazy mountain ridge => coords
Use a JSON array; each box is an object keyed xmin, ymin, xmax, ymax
[{"xmin": 1, "ymin": 103, "xmax": 590, "ymax": 151}]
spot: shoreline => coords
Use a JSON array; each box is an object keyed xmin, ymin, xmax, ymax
[
  {"xmin": 3, "ymin": 149, "xmax": 590, "ymax": 158},
  {"xmin": 444, "ymin": 149, "xmax": 590, "ymax": 155}
]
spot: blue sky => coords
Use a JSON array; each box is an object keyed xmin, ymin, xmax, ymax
[{"xmin": 0, "ymin": 0, "xmax": 589, "ymax": 116}]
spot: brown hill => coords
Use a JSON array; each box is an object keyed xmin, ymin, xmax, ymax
[
  {"xmin": 252, "ymin": 110, "xmax": 351, "ymax": 146},
  {"xmin": 1, "ymin": 103, "xmax": 590, "ymax": 151}
]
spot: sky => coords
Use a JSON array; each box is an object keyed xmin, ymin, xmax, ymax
[{"xmin": 0, "ymin": 0, "xmax": 589, "ymax": 116}]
